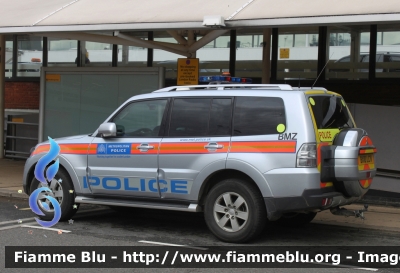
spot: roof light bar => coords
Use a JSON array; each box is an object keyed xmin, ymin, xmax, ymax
[{"xmin": 199, "ymin": 75, "xmax": 252, "ymax": 84}]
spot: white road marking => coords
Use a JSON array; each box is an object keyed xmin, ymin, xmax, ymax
[
  {"xmin": 19, "ymin": 208, "xmax": 32, "ymax": 211},
  {"xmin": 0, "ymin": 222, "xmax": 37, "ymax": 231},
  {"xmin": 0, "ymin": 217, "xmax": 35, "ymax": 226},
  {"xmin": 0, "ymin": 208, "xmax": 111, "ymax": 232},
  {"xmin": 309, "ymin": 262, "xmax": 378, "ymax": 271},
  {"xmin": 21, "ymin": 225, "xmax": 71, "ymax": 233},
  {"xmin": 138, "ymin": 240, "xmax": 208, "ymax": 250}
]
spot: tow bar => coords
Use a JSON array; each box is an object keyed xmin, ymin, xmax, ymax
[{"xmin": 330, "ymin": 204, "xmax": 369, "ymax": 220}]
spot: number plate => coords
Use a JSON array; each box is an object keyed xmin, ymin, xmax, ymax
[{"xmin": 358, "ymin": 154, "xmax": 374, "ymax": 165}]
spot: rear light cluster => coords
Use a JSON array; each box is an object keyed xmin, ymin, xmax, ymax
[
  {"xmin": 199, "ymin": 75, "xmax": 252, "ymax": 83},
  {"xmin": 296, "ymin": 143, "xmax": 317, "ymax": 167}
]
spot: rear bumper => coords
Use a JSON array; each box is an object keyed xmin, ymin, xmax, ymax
[{"xmin": 264, "ymin": 187, "xmax": 361, "ymax": 221}]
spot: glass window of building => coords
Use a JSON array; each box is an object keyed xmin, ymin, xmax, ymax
[
  {"xmin": 376, "ymin": 25, "xmax": 400, "ymax": 78},
  {"xmin": 277, "ymin": 27, "xmax": 319, "ymax": 81},
  {"xmin": 82, "ymin": 41, "xmax": 112, "ymax": 66},
  {"xmin": 48, "ymin": 38, "xmax": 78, "ymax": 67},
  {"xmin": 5, "ymin": 36, "xmax": 13, "ymax": 78},
  {"xmin": 153, "ymin": 32, "xmax": 184, "ymax": 79},
  {"xmin": 235, "ymin": 30, "xmax": 265, "ymax": 78},
  {"xmin": 111, "ymin": 31, "xmax": 149, "ymax": 67},
  {"xmin": 17, "ymin": 35, "xmax": 42, "ymax": 77},
  {"xmin": 326, "ymin": 26, "xmax": 370, "ymax": 80},
  {"xmin": 197, "ymin": 33, "xmax": 230, "ymax": 77}
]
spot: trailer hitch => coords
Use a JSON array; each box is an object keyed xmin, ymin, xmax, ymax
[{"xmin": 330, "ymin": 204, "xmax": 369, "ymax": 220}]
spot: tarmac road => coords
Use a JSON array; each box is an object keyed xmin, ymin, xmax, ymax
[{"xmin": 1, "ymin": 196, "xmax": 400, "ymax": 273}]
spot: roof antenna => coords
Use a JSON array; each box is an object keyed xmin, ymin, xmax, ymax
[{"xmin": 312, "ymin": 53, "xmax": 334, "ymax": 89}]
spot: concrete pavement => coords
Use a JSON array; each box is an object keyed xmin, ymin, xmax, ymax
[
  {"xmin": 0, "ymin": 158, "xmax": 27, "ymax": 199},
  {"xmin": 1, "ymin": 158, "xmax": 400, "ymax": 233}
]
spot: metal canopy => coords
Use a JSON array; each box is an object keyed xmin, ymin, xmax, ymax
[{"xmin": 0, "ymin": 0, "xmax": 400, "ymax": 33}]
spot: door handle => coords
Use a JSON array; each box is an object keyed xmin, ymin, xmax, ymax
[
  {"xmin": 204, "ymin": 142, "xmax": 224, "ymax": 150},
  {"xmin": 136, "ymin": 143, "xmax": 154, "ymax": 151}
]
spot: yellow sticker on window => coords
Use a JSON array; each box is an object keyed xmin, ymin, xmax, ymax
[
  {"xmin": 318, "ymin": 129, "xmax": 340, "ymax": 142},
  {"xmin": 309, "ymin": 98, "xmax": 315, "ymax": 106},
  {"xmin": 277, "ymin": 124, "xmax": 286, "ymax": 133}
]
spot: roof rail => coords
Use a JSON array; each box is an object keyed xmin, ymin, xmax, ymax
[
  {"xmin": 153, "ymin": 84, "xmax": 293, "ymax": 93},
  {"xmin": 296, "ymin": 87, "xmax": 327, "ymax": 91}
]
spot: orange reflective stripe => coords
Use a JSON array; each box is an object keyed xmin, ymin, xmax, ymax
[
  {"xmin": 131, "ymin": 143, "xmax": 159, "ymax": 154},
  {"xmin": 33, "ymin": 141, "xmax": 296, "ymax": 155},
  {"xmin": 230, "ymin": 141, "xmax": 296, "ymax": 153},
  {"xmin": 59, "ymin": 144, "xmax": 91, "ymax": 154},
  {"xmin": 159, "ymin": 142, "xmax": 229, "ymax": 154},
  {"xmin": 359, "ymin": 148, "xmax": 377, "ymax": 154},
  {"xmin": 32, "ymin": 144, "xmax": 50, "ymax": 155},
  {"xmin": 33, "ymin": 143, "xmax": 93, "ymax": 155}
]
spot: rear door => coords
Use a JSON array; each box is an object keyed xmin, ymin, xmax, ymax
[
  {"xmin": 158, "ymin": 97, "xmax": 233, "ymax": 200},
  {"xmin": 227, "ymin": 96, "xmax": 294, "ymax": 174}
]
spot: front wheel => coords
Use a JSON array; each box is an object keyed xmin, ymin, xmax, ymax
[
  {"xmin": 204, "ymin": 179, "xmax": 266, "ymax": 243},
  {"xmin": 29, "ymin": 168, "xmax": 79, "ymax": 221}
]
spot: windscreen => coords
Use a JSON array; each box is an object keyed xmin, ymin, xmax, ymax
[{"xmin": 309, "ymin": 95, "xmax": 354, "ymax": 129}]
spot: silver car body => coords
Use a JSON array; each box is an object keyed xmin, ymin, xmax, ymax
[{"xmin": 23, "ymin": 84, "xmax": 376, "ymax": 220}]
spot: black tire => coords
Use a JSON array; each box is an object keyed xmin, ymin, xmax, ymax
[
  {"xmin": 274, "ymin": 212, "xmax": 317, "ymax": 227},
  {"xmin": 204, "ymin": 178, "xmax": 266, "ymax": 243},
  {"xmin": 29, "ymin": 168, "xmax": 79, "ymax": 221}
]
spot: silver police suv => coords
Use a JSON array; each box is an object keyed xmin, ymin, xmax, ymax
[{"xmin": 23, "ymin": 84, "xmax": 377, "ymax": 243}]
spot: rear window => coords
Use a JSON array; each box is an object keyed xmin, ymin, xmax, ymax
[
  {"xmin": 233, "ymin": 97, "xmax": 286, "ymax": 136},
  {"xmin": 309, "ymin": 95, "xmax": 354, "ymax": 129}
]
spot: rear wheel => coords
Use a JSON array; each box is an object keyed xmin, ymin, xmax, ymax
[
  {"xmin": 204, "ymin": 178, "xmax": 266, "ymax": 243},
  {"xmin": 29, "ymin": 168, "xmax": 79, "ymax": 221},
  {"xmin": 274, "ymin": 212, "xmax": 317, "ymax": 227}
]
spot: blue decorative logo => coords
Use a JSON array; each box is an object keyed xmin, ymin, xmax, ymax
[
  {"xmin": 29, "ymin": 137, "xmax": 62, "ymax": 228},
  {"xmin": 97, "ymin": 144, "xmax": 106, "ymax": 154}
]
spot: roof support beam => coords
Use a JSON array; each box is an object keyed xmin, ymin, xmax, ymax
[
  {"xmin": 187, "ymin": 29, "xmax": 228, "ymax": 52},
  {"xmin": 167, "ymin": 30, "xmax": 187, "ymax": 45},
  {"xmin": 34, "ymin": 29, "xmax": 228, "ymax": 58},
  {"xmin": 34, "ymin": 31, "xmax": 190, "ymax": 56},
  {"xmin": 116, "ymin": 32, "xmax": 190, "ymax": 57}
]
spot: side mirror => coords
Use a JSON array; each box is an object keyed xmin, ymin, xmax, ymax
[{"xmin": 98, "ymin": 123, "xmax": 117, "ymax": 138}]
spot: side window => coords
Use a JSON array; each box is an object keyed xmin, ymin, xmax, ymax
[
  {"xmin": 208, "ymin": 98, "xmax": 232, "ymax": 136},
  {"xmin": 111, "ymin": 99, "xmax": 167, "ymax": 137},
  {"xmin": 233, "ymin": 97, "xmax": 286, "ymax": 136},
  {"xmin": 169, "ymin": 98, "xmax": 211, "ymax": 137},
  {"xmin": 168, "ymin": 98, "xmax": 233, "ymax": 137}
]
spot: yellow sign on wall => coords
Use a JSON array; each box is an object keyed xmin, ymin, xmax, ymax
[
  {"xmin": 177, "ymin": 58, "xmax": 199, "ymax": 85},
  {"xmin": 46, "ymin": 74, "xmax": 61, "ymax": 82},
  {"xmin": 11, "ymin": 118, "xmax": 24, "ymax": 123},
  {"xmin": 280, "ymin": 48, "xmax": 290, "ymax": 59}
]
